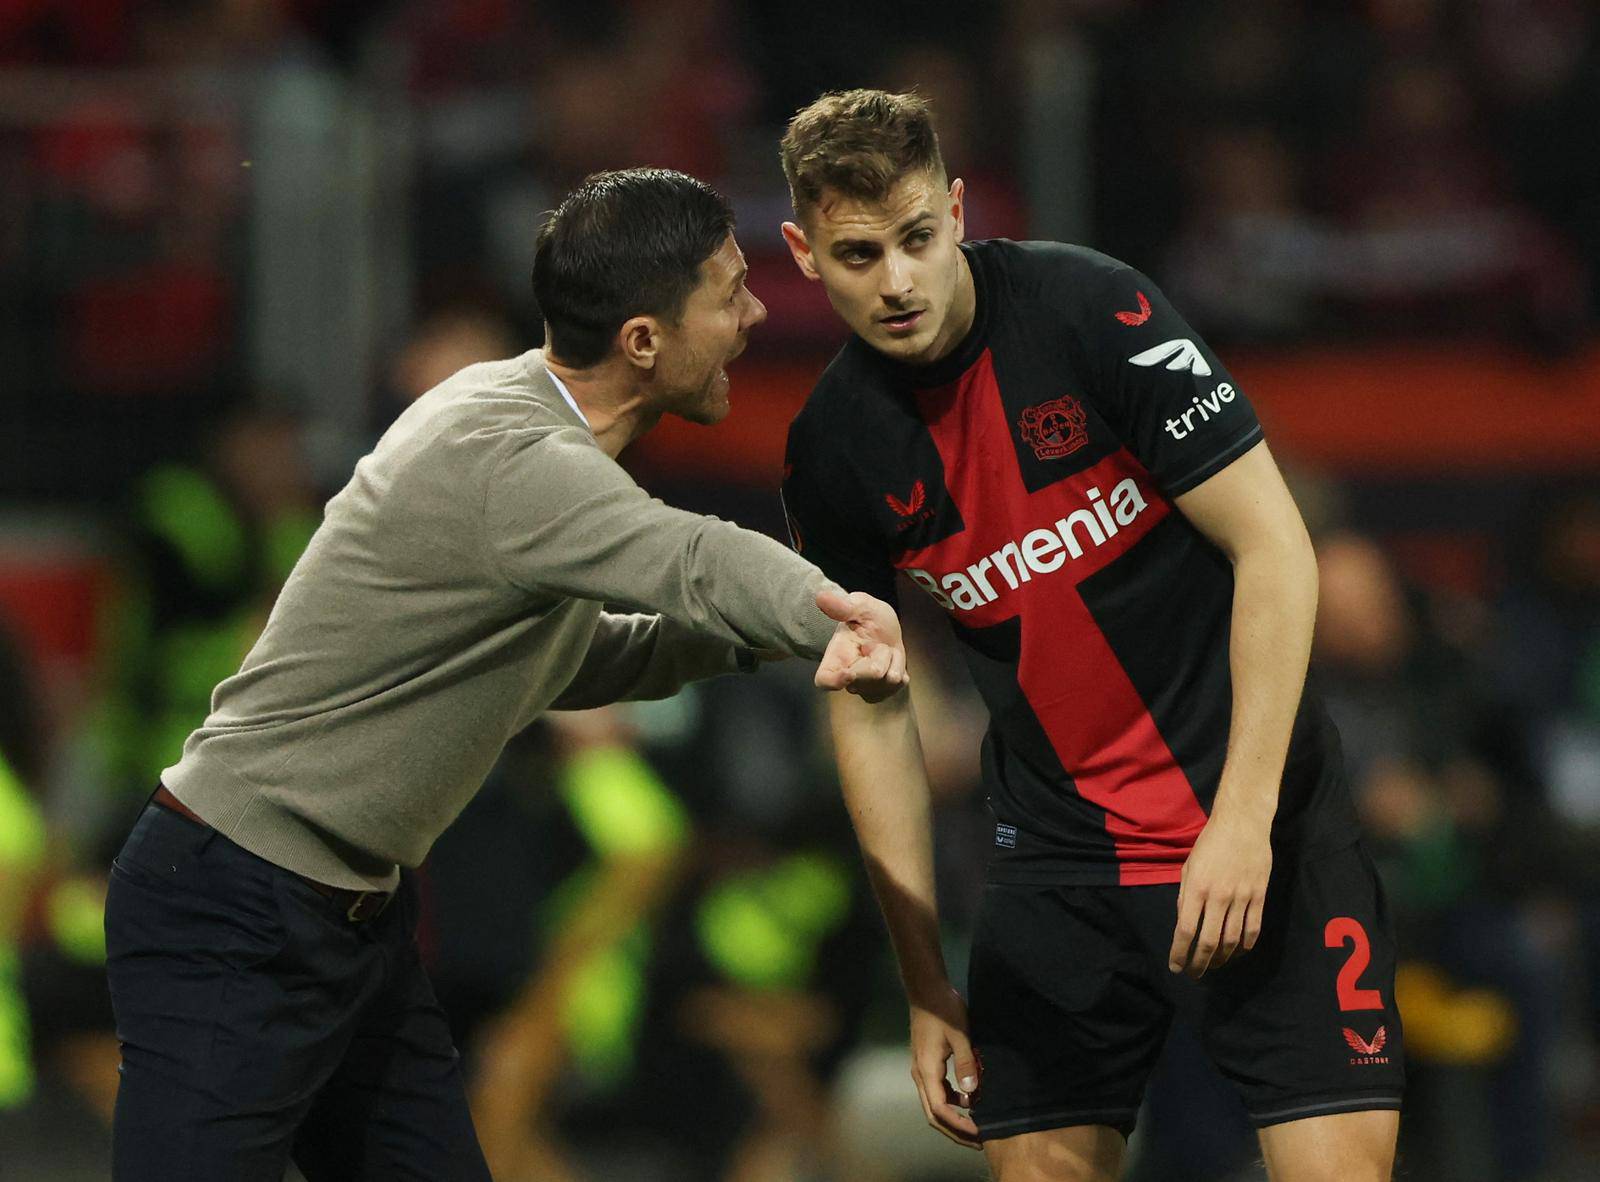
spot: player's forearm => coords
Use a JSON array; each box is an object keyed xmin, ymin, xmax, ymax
[
  {"xmin": 828, "ymin": 689, "xmax": 950, "ymax": 1002},
  {"xmin": 1212, "ymin": 529, "xmax": 1318, "ymax": 829}
]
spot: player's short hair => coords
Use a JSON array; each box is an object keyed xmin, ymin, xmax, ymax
[
  {"xmin": 780, "ymin": 89, "xmax": 946, "ymax": 222},
  {"xmin": 533, "ymin": 168, "xmax": 734, "ymax": 367}
]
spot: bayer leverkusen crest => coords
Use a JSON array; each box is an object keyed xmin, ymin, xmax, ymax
[{"xmin": 1019, "ymin": 394, "xmax": 1090, "ymax": 461}]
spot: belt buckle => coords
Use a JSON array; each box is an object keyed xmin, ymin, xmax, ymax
[{"xmin": 346, "ymin": 891, "xmax": 388, "ymax": 923}]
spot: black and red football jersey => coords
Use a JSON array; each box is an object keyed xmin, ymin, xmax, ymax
[{"xmin": 782, "ymin": 240, "xmax": 1359, "ymax": 886}]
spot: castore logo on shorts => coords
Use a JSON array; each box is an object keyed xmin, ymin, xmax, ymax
[{"xmin": 1342, "ymin": 1025, "xmax": 1390, "ymax": 1066}]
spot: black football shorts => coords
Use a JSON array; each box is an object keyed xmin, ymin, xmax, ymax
[{"xmin": 967, "ymin": 840, "xmax": 1405, "ymax": 1140}]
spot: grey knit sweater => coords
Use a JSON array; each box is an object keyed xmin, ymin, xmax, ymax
[{"xmin": 163, "ymin": 351, "xmax": 836, "ymax": 889}]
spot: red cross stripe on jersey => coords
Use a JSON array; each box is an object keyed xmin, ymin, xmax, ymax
[{"xmin": 895, "ymin": 349, "xmax": 1209, "ymax": 882}]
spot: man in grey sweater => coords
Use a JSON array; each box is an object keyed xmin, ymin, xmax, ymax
[{"xmin": 103, "ymin": 168, "xmax": 906, "ymax": 1181}]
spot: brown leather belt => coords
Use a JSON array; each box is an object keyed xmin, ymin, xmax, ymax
[{"xmin": 152, "ymin": 783, "xmax": 392, "ymax": 922}]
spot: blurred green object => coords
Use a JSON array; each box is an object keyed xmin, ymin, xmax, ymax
[
  {"xmin": 0, "ymin": 754, "xmax": 45, "ymax": 869},
  {"xmin": 554, "ymin": 745, "xmax": 690, "ymax": 1083},
  {"xmin": 0, "ymin": 752, "xmax": 46, "ymax": 1109},
  {"xmin": 0, "ymin": 946, "xmax": 32, "ymax": 1109},
  {"xmin": 93, "ymin": 464, "xmax": 320, "ymax": 805},
  {"xmin": 560, "ymin": 746, "xmax": 690, "ymax": 857},
  {"xmin": 47, "ymin": 878, "xmax": 107, "ymax": 967},
  {"xmin": 559, "ymin": 929, "xmax": 651, "ymax": 1082},
  {"xmin": 139, "ymin": 467, "xmax": 248, "ymax": 593},
  {"xmin": 696, "ymin": 852, "xmax": 852, "ymax": 992}
]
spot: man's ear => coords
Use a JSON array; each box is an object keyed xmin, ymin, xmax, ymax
[
  {"xmin": 781, "ymin": 221, "xmax": 820, "ymax": 282},
  {"xmin": 948, "ymin": 177, "xmax": 966, "ymax": 243},
  {"xmin": 619, "ymin": 316, "xmax": 659, "ymax": 370}
]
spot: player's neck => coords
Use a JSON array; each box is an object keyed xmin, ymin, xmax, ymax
[
  {"xmin": 913, "ymin": 250, "xmax": 977, "ymax": 367},
  {"xmin": 543, "ymin": 354, "xmax": 656, "ymax": 458}
]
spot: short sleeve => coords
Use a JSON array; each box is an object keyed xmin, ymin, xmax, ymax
[
  {"xmin": 1081, "ymin": 265, "xmax": 1264, "ymax": 496},
  {"xmin": 781, "ymin": 416, "xmax": 898, "ymax": 606}
]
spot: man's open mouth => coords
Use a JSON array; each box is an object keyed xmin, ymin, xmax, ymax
[{"xmin": 879, "ymin": 310, "xmax": 925, "ymax": 333}]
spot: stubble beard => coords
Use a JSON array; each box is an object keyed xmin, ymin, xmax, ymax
[
  {"xmin": 874, "ymin": 310, "xmax": 941, "ymax": 364},
  {"xmin": 670, "ymin": 360, "xmax": 730, "ymax": 426}
]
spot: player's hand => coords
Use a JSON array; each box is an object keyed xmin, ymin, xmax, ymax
[
  {"xmin": 908, "ymin": 985, "xmax": 982, "ymax": 1149},
  {"xmin": 814, "ymin": 588, "xmax": 909, "ymax": 703},
  {"xmin": 1168, "ymin": 809, "xmax": 1273, "ymax": 978}
]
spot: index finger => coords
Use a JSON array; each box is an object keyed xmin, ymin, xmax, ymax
[
  {"xmin": 930, "ymin": 1081, "xmax": 981, "ymax": 1147},
  {"xmin": 916, "ymin": 1053, "xmax": 981, "ymax": 1148},
  {"xmin": 814, "ymin": 632, "xmax": 863, "ymax": 690},
  {"xmin": 814, "ymin": 659, "xmax": 848, "ymax": 690}
]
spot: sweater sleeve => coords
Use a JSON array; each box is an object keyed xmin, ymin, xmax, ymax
[
  {"xmin": 484, "ymin": 427, "xmax": 838, "ymax": 658},
  {"xmin": 549, "ymin": 612, "xmax": 743, "ymax": 710}
]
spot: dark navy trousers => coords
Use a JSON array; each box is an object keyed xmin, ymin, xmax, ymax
[{"xmin": 104, "ymin": 803, "xmax": 492, "ymax": 1181}]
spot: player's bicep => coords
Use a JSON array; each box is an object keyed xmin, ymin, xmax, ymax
[
  {"xmin": 1090, "ymin": 272, "xmax": 1263, "ymax": 496},
  {"xmin": 1171, "ymin": 440, "xmax": 1309, "ymax": 562}
]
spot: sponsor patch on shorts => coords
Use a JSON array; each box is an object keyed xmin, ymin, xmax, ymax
[{"xmin": 995, "ymin": 823, "xmax": 1018, "ymax": 849}]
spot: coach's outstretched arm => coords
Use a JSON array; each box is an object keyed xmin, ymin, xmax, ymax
[
  {"xmin": 551, "ymin": 592, "xmax": 905, "ymax": 710},
  {"xmin": 829, "ymin": 687, "xmax": 981, "ymax": 1149},
  {"xmin": 490, "ymin": 427, "xmax": 906, "ymax": 699},
  {"xmin": 549, "ymin": 612, "xmax": 752, "ymax": 710}
]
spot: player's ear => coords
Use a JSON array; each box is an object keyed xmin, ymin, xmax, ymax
[
  {"xmin": 619, "ymin": 316, "xmax": 659, "ymax": 371},
  {"xmin": 948, "ymin": 177, "xmax": 966, "ymax": 243},
  {"xmin": 781, "ymin": 221, "xmax": 820, "ymax": 282}
]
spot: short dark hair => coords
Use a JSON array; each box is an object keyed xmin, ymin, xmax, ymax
[
  {"xmin": 780, "ymin": 89, "xmax": 946, "ymax": 220},
  {"xmin": 532, "ymin": 168, "xmax": 735, "ymax": 367}
]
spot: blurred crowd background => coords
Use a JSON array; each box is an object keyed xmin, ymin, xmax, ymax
[{"xmin": 1, "ymin": 1, "xmax": 1598, "ymax": 1179}]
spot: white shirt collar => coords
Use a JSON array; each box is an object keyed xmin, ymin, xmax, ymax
[{"xmin": 544, "ymin": 369, "xmax": 591, "ymax": 429}]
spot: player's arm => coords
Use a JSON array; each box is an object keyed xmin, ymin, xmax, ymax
[
  {"xmin": 782, "ymin": 420, "xmax": 977, "ymax": 1146},
  {"xmin": 1072, "ymin": 255, "xmax": 1308, "ymax": 978},
  {"xmin": 486, "ymin": 429, "xmax": 906, "ymax": 697},
  {"xmin": 829, "ymin": 687, "xmax": 981, "ymax": 1148},
  {"xmin": 1167, "ymin": 440, "xmax": 1316, "ymax": 977}
]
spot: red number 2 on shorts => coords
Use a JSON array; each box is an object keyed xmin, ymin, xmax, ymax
[{"xmin": 1323, "ymin": 917, "xmax": 1384, "ymax": 1011}]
